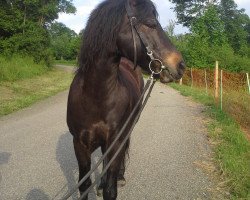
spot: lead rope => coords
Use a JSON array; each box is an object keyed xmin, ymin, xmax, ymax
[
  {"xmin": 59, "ymin": 76, "xmax": 155, "ymax": 200},
  {"xmin": 78, "ymin": 77, "xmax": 155, "ymax": 200},
  {"xmin": 130, "ymin": 17, "xmax": 137, "ymax": 70}
]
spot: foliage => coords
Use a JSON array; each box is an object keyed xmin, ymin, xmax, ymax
[
  {"xmin": 48, "ymin": 22, "xmax": 81, "ymax": 60},
  {"xmin": 169, "ymin": 0, "xmax": 219, "ymax": 27},
  {"xmin": 0, "ymin": 0, "xmax": 76, "ymax": 65},
  {"xmin": 219, "ymin": 0, "xmax": 250, "ymax": 55},
  {"xmin": 164, "ymin": 19, "xmax": 176, "ymax": 38},
  {"xmin": 170, "ymin": 83, "xmax": 250, "ymax": 198},
  {"xmin": 184, "ymin": 5, "xmax": 228, "ymax": 67},
  {"xmin": 169, "ymin": 0, "xmax": 250, "ymax": 72},
  {"xmin": 0, "ymin": 55, "xmax": 49, "ymax": 81},
  {"xmin": 191, "ymin": 5, "xmax": 227, "ymax": 46}
]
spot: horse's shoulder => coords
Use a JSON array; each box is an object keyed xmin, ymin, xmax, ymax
[{"xmin": 119, "ymin": 57, "xmax": 143, "ymax": 92}]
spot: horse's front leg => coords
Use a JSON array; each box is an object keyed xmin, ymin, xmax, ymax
[
  {"xmin": 117, "ymin": 139, "xmax": 129, "ymax": 187},
  {"xmin": 97, "ymin": 145, "xmax": 107, "ymax": 197},
  {"xmin": 103, "ymin": 141, "xmax": 127, "ymax": 200},
  {"xmin": 73, "ymin": 137, "xmax": 91, "ymax": 200},
  {"xmin": 97, "ymin": 144, "xmax": 126, "ymax": 197}
]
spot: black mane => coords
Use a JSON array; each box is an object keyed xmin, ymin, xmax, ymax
[{"xmin": 78, "ymin": 0, "xmax": 157, "ymax": 73}]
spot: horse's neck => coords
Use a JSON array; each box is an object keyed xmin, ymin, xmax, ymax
[{"xmin": 84, "ymin": 56, "xmax": 120, "ymax": 95}]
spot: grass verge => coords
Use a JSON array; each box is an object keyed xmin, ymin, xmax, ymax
[
  {"xmin": 54, "ymin": 59, "xmax": 76, "ymax": 66},
  {"xmin": 0, "ymin": 55, "xmax": 49, "ymax": 81},
  {"xmin": 181, "ymin": 68, "xmax": 250, "ymax": 137},
  {"xmin": 170, "ymin": 83, "xmax": 250, "ymax": 199},
  {"xmin": 0, "ymin": 68, "xmax": 72, "ymax": 116}
]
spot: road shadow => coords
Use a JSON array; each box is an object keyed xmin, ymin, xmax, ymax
[
  {"xmin": 26, "ymin": 188, "xmax": 50, "ymax": 200},
  {"xmin": 0, "ymin": 151, "xmax": 11, "ymax": 184},
  {"xmin": 56, "ymin": 132, "xmax": 100, "ymax": 200},
  {"xmin": 0, "ymin": 152, "xmax": 11, "ymax": 165},
  {"xmin": 56, "ymin": 131, "xmax": 79, "ymax": 200}
]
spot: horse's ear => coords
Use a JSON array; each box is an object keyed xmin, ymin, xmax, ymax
[
  {"xmin": 128, "ymin": 0, "xmax": 137, "ymax": 6},
  {"xmin": 129, "ymin": 0, "xmax": 145, "ymax": 7}
]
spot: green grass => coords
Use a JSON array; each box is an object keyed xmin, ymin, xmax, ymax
[
  {"xmin": 223, "ymin": 90, "xmax": 250, "ymax": 133},
  {"xmin": 54, "ymin": 59, "xmax": 76, "ymax": 66},
  {"xmin": 0, "ymin": 68, "xmax": 72, "ymax": 116},
  {"xmin": 170, "ymin": 83, "xmax": 250, "ymax": 199},
  {"xmin": 0, "ymin": 55, "xmax": 49, "ymax": 81}
]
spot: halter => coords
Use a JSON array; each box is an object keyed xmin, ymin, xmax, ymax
[{"xmin": 125, "ymin": 0, "xmax": 166, "ymax": 76}]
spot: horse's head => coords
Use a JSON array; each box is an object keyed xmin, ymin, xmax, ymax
[{"xmin": 117, "ymin": 0, "xmax": 185, "ymax": 83}]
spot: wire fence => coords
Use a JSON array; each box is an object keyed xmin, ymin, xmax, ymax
[
  {"xmin": 179, "ymin": 64, "xmax": 250, "ymax": 135},
  {"xmin": 182, "ymin": 68, "xmax": 249, "ymax": 92}
]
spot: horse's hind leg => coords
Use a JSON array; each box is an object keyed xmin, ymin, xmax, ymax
[{"xmin": 73, "ymin": 137, "xmax": 91, "ymax": 200}]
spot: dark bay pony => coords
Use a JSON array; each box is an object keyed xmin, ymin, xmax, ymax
[{"xmin": 67, "ymin": 0, "xmax": 185, "ymax": 199}]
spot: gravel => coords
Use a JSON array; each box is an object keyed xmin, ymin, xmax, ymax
[{"xmin": 0, "ymin": 82, "xmax": 213, "ymax": 200}]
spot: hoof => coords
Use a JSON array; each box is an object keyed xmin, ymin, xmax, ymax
[
  {"xmin": 97, "ymin": 183, "xmax": 103, "ymax": 197},
  {"xmin": 96, "ymin": 188, "xmax": 103, "ymax": 197},
  {"xmin": 117, "ymin": 178, "xmax": 126, "ymax": 188}
]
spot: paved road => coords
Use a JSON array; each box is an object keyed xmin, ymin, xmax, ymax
[{"xmin": 0, "ymin": 82, "xmax": 215, "ymax": 200}]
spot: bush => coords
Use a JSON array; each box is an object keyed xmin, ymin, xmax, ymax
[
  {"xmin": 0, "ymin": 23, "xmax": 54, "ymax": 67},
  {"xmin": 174, "ymin": 34, "xmax": 250, "ymax": 72}
]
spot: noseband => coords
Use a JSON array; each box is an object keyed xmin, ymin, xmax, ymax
[{"xmin": 125, "ymin": 1, "xmax": 166, "ymax": 75}]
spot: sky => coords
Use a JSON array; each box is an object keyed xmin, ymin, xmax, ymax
[{"xmin": 57, "ymin": 0, "xmax": 250, "ymax": 35}]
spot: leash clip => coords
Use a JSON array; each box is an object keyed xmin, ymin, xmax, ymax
[
  {"xmin": 147, "ymin": 51, "xmax": 155, "ymax": 60},
  {"xmin": 150, "ymin": 72, "xmax": 154, "ymax": 79}
]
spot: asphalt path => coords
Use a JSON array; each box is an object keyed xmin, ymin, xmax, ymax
[{"xmin": 0, "ymin": 81, "xmax": 215, "ymax": 200}]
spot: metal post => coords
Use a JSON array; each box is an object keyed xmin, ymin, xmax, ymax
[
  {"xmin": 220, "ymin": 70, "xmax": 223, "ymax": 110},
  {"xmin": 179, "ymin": 78, "xmax": 183, "ymax": 85}
]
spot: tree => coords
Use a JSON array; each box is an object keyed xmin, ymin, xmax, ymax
[
  {"xmin": 170, "ymin": 0, "xmax": 249, "ymax": 55},
  {"xmin": 191, "ymin": 5, "xmax": 227, "ymax": 47},
  {"xmin": 169, "ymin": 0, "xmax": 250, "ymax": 72},
  {"xmin": 185, "ymin": 5, "xmax": 235, "ymax": 69},
  {"xmin": 164, "ymin": 20, "xmax": 176, "ymax": 38},
  {"xmin": 169, "ymin": 0, "xmax": 218, "ymax": 27},
  {"xmin": 48, "ymin": 22, "xmax": 80, "ymax": 60},
  {"xmin": 219, "ymin": 0, "xmax": 249, "ymax": 55},
  {"xmin": 0, "ymin": 0, "xmax": 76, "ymax": 65}
]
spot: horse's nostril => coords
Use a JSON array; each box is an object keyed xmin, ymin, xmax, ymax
[{"xmin": 178, "ymin": 61, "xmax": 186, "ymax": 71}]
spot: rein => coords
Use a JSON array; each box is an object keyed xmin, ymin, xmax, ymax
[
  {"xmin": 125, "ymin": 0, "xmax": 166, "ymax": 75},
  {"xmin": 59, "ymin": 77, "xmax": 155, "ymax": 200},
  {"xmin": 58, "ymin": 2, "xmax": 161, "ymax": 199}
]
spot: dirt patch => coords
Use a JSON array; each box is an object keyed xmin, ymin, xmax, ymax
[{"xmin": 0, "ymin": 85, "xmax": 15, "ymax": 101}]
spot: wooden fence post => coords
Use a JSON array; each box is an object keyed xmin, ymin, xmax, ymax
[
  {"xmin": 191, "ymin": 68, "xmax": 193, "ymax": 88},
  {"xmin": 205, "ymin": 69, "xmax": 208, "ymax": 95},
  {"xmin": 214, "ymin": 61, "xmax": 219, "ymax": 104},
  {"xmin": 247, "ymin": 73, "xmax": 250, "ymax": 94},
  {"xmin": 179, "ymin": 78, "xmax": 183, "ymax": 85},
  {"xmin": 220, "ymin": 70, "xmax": 223, "ymax": 110}
]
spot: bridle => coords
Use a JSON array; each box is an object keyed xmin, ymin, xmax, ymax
[{"xmin": 125, "ymin": 0, "xmax": 167, "ymax": 76}]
